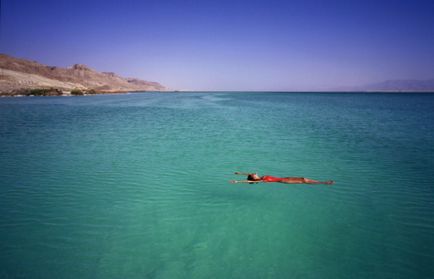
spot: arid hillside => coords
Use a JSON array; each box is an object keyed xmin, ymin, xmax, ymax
[{"xmin": 0, "ymin": 54, "xmax": 166, "ymax": 95}]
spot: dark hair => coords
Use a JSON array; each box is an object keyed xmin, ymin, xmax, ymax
[{"xmin": 247, "ymin": 174, "xmax": 260, "ymax": 184}]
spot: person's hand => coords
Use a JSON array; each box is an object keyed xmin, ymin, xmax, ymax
[{"xmin": 230, "ymin": 180, "xmax": 238, "ymax": 184}]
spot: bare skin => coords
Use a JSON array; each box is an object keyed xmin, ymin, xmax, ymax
[
  {"xmin": 280, "ymin": 177, "xmax": 334, "ymax": 184},
  {"xmin": 230, "ymin": 172, "xmax": 334, "ymax": 185}
]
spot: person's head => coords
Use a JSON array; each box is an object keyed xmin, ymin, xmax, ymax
[{"xmin": 247, "ymin": 173, "xmax": 261, "ymax": 181}]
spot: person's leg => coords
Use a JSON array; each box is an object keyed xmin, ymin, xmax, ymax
[
  {"xmin": 280, "ymin": 177, "xmax": 333, "ymax": 184},
  {"xmin": 303, "ymin": 178, "xmax": 334, "ymax": 184},
  {"xmin": 280, "ymin": 177, "xmax": 305, "ymax": 184}
]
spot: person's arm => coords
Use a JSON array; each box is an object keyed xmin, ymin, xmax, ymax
[{"xmin": 230, "ymin": 180, "xmax": 264, "ymax": 184}]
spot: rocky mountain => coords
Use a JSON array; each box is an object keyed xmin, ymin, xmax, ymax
[{"xmin": 0, "ymin": 54, "xmax": 166, "ymax": 95}]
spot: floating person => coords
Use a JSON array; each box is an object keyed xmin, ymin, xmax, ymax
[{"xmin": 230, "ymin": 172, "xmax": 334, "ymax": 185}]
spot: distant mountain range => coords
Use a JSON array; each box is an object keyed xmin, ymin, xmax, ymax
[
  {"xmin": 334, "ymin": 79, "xmax": 434, "ymax": 92},
  {"xmin": 0, "ymin": 54, "xmax": 166, "ymax": 96},
  {"xmin": 1, "ymin": 54, "xmax": 433, "ymax": 95},
  {"xmin": 357, "ymin": 79, "xmax": 434, "ymax": 91}
]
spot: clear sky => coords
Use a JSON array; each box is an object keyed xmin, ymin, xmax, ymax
[{"xmin": 1, "ymin": 0, "xmax": 434, "ymax": 91}]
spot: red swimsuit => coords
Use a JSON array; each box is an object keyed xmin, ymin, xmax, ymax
[{"xmin": 261, "ymin": 175, "xmax": 284, "ymax": 182}]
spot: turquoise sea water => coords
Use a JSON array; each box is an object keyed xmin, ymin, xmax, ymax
[{"xmin": 1, "ymin": 92, "xmax": 434, "ymax": 278}]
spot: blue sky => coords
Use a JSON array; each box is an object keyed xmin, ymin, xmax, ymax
[{"xmin": 1, "ymin": 0, "xmax": 434, "ymax": 90}]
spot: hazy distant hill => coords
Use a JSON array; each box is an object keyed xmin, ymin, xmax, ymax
[
  {"xmin": 0, "ymin": 54, "xmax": 166, "ymax": 95},
  {"xmin": 359, "ymin": 79, "xmax": 434, "ymax": 91},
  {"xmin": 334, "ymin": 79, "xmax": 434, "ymax": 92}
]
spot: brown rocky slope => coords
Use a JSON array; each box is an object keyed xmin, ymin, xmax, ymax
[{"xmin": 0, "ymin": 54, "xmax": 166, "ymax": 96}]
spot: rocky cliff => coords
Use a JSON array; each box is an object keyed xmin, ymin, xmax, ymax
[{"xmin": 0, "ymin": 54, "xmax": 166, "ymax": 95}]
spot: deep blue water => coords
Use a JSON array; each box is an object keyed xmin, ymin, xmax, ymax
[{"xmin": 0, "ymin": 92, "xmax": 434, "ymax": 278}]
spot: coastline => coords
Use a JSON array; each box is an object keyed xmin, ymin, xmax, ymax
[
  {"xmin": 2, "ymin": 89, "xmax": 434, "ymax": 98},
  {"xmin": 0, "ymin": 88, "xmax": 169, "ymax": 97}
]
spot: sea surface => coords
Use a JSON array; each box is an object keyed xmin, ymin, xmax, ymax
[{"xmin": 1, "ymin": 92, "xmax": 434, "ymax": 278}]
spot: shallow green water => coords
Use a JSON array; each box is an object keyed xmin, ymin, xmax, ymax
[{"xmin": 1, "ymin": 92, "xmax": 434, "ymax": 278}]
